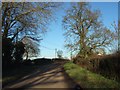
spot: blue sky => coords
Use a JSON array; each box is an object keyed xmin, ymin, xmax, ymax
[{"xmin": 38, "ymin": 2, "xmax": 118, "ymax": 59}]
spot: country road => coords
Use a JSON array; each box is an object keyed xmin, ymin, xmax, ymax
[{"xmin": 4, "ymin": 61, "xmax": 78, "ymax": 89}]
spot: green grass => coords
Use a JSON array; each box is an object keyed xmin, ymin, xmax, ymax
[{"xmin": 64, "ymin": 62, "xmax": 120, "ymax": 88}]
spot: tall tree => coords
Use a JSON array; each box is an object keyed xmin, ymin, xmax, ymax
[
  {"xmin": 111, "ymin": 21, "xmax": 120, "ymax": 52},
  {"xmin": 63, "ymin": 2, "xmax": 116, "ymax": 58},
  {"xmin": 118, "ymin": 20, "xmax": 120, "ymax": 51},
  {"xmin": 2, "ymin": 2, "xmax": 59, "ymax": 65},
  {"xmin": 2, "ymin": 2, "xmax": 58, "ymax": 42}
]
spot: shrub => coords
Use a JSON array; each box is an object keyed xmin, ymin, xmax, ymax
[
  {"xmin": 2, "ymin": 38, "xmax": 14, "ymax": 67},
  {"xmin": 13, "ymin": 41, "xmax": 25, "ymax": 64}
]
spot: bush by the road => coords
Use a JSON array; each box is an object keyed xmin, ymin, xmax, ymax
[
  {"xmin": 64, "ymin": 62, "xmax": 120, "ymax": 88},
  {"xmin": 73, "ymin": 53, "xmax": 120, "ymax": 83}
]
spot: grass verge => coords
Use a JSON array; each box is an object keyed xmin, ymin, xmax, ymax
[{"xmin": 64, "ymin": 62, "xmax": 120, "ymax": 88}]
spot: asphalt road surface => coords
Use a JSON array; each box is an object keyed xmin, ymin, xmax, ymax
[{"xmin": 4, "ymin": 61, "xmax": 78, "ymax": 90}]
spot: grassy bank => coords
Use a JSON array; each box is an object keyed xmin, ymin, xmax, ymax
[{"xmin": 64, "ymin": 62, "xmax": 120, "ymax": 88}]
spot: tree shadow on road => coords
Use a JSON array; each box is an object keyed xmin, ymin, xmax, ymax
[{"xmin": 4, "ymin": 62, "xmax": 77, "ymax": 89}]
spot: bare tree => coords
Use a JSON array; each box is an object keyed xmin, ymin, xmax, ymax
[
  {"xmin": 111, "ymin": 21, "xmax": 120, "ymax": 52},
  {"xmin": 21, "ymin": 36, "xmax": 40, "ymax": 60},
  {"xmin": 63, "ymin": 2, "xmax": 116, "ymax": 58},
  {"xmin": 2, "ymin": 2, "xmax": 60, "ymax": 64},
  {"xmin": 2, "ymin": 2, "xmax": 59, "ymax": 42},
  {"xmin": 118, "ymin": 20, "xmax": 120, "ymax": 51},
  {"xmin": 57, "ymin": 50, "xmax": 63, "ymax": 58}
]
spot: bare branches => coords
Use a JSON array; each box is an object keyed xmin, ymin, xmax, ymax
[
  {"xmin": 2, "ymin": 2, "xmax": 58, "ymax": 42},
  {"xmin": 63, "ymin": 2, "xmax": 116, "ymax": 57},
  {"xmin": 2, "ymin": 2, "xmax": 59, "ymax": 59}
]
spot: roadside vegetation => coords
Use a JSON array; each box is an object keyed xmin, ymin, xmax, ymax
[
  {"xmin": 73, "ymin": 52, "xmax": 120, "ymax": 83},
  {"xmin": 63, "ymin": 2, "xmax": 119, "ymax": 88},
  {"xmin": 64, "ymin": 62, "xmax": 120, "ymax": 88}
]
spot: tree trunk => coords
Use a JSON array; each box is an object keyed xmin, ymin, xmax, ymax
[{"xmin": 26, "ymin": 51, "xmax": 28, "ymax": 60}]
